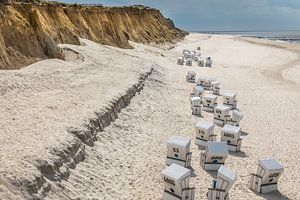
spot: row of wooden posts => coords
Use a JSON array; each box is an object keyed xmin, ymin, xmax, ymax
[{"xmin": 160, "ymin": 48, "xmax": 284, "ymax": 200}]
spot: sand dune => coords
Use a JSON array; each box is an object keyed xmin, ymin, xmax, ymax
[{"xmin": 1, "ymin": 33, "xmax": 300, "ymax": 199}]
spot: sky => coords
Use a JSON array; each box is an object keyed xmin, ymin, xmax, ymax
[{"xmin": 59, "ymin": 0, "xmax": 300, "ymax": 31}]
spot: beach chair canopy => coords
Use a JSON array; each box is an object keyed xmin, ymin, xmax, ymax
[
  {"xmin": 222, "ymin": 125, "xmax": 241, "ymax": 135},
  {"xmin": 196, "ymin": 121, "xmax": 214, "ymax": 131},
  {"xmin": 162, "ymin": 163, "xmax": 190, "ymax": 183},
  {"xmin": 204, "ymin": 94, "xmax": 218, "ymax": 101},
  {"xmin": 215, "ymin": 105, "xmax": 231, "ymax": 112},
  {"xmin": 207, "ymin": 141, "xmax": 229, "ymax": 156},
  {"xmin": 223, "ymin": 91, "xmax": 236, "ymax": 98},
  {"xmin": 218, "ymin": 165, "xmax": 237, "ymax": 183},
  {"xmin": 259, "ymin": 159, "xmax": 283, "ymax": 171},
  {"xmin": 167, "ymin": 136, "xmax": 191, "ymax": 148}
]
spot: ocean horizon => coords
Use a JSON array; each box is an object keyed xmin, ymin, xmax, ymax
[{"xmin": 193, "ymin": 30, "xmax": 300, "ymax": 44}]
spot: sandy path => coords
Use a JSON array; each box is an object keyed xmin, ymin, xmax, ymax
[{"xmin": 43, "ymin": 34, "xmax": 300, "ymax": 200}]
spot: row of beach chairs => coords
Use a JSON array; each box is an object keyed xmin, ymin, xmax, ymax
[
  {"xmin": 178, "ymin": 48, "xmax": 213, "ymax": 67},
  {"xmin": 160, "ymin": 57, "xmax": 284, "ymax": 199},
  {"xmin": 162, "ymin": 133, "xmax": 284, "ymax": 199}
]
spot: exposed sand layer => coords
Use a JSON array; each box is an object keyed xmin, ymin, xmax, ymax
[
  {"xmin": 0, "ymin": 2, "xmax": 186, "ymax": 70},
  {"xmin": 1, "ymin": 33, "xmax": 300, "ymax": 199}
]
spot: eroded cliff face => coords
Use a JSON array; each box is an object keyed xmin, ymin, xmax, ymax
[{"xmin": 0, "ymin": 1, "xmax": 186, "ymax": 70}]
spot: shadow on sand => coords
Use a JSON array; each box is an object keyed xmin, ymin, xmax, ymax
[
  {"xmin": 252, "ymin": 190, "xmax": 292, "ymax": 200},
  {"xmin": 206, "ymin": 170, "xmax": 218, "ymax": 179},
  {"xmin": 229, "ymin": 150, "xmax": 248, "ymax": 158},
  {"xmin": 192, "ymin": 114, "xmax": 203, "ymax": 118},
  {"xmin": 241, "ymin": 131, "xmax": 249, "ymax": 136}
]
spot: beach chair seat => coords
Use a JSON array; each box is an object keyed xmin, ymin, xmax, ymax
[
  {"xmin": 162, "ymin": 164, "xmax": 195, "ymax": 200},
  {"xmin": 192, "ymin": 106, "xmax": 202, "ymax": 116},
  {"xmin": 214, "ymin": 105, "xmax": 231, "ymax": 126},
  {"xmin": 222, "ymin": 91, "xmax": 238, "ymax": 109},
  {"xmin": 177, "ymin": 57, "xmax": 184, "ymax": 65},
  {"xmin": 211, "ymin": 81, "xmax": 220, "ymax": 95},
  {"xmin": 249, "ymin": 159, "xmax": 284, "ymax": 194},
  {"xmin": 197, "ymin": 76, "xmax": 207, "ymax": 87},
  {"xmin": 186, "ymin": 71, "xmax": 196, "ymax": 83},
  {"xmin": 207, "ymin": 166, "xmax": 236, "ymax": 200},
  {"xmin": 221, "ymin": 125, "xmax": 242, "ymax": 152},
  {"xmin": 195, "ymin": 121, "xmax": 216, "ymax": 150},
  {"xmin": 193, "ymin": 86, "xmax": 205, "ymax": 98},
  {"xmin": 186, "ymin": 58, "xmax": 193, "ymax": 66},
  {"xmin": 166, "ymin": 136, "xmax": 192, "ymax": 168},
  {"xmin": 204, "ymin": 77, "xmax": 217, "ymax": 90},
  {"xmin": 225, "ymin": 109, "xmax": 244, "ymax": 127},
  {"xmin": 200, "ymin": 142, "xmax": 229, "ymax": 171},
  {"xmin": 198, "ymin": 59, "xmax": 205, "ymax": 67},
  {"xmin": 205, "ymin": 57, "xmax": 213, "ymax": 67},
  {"xmin": 203, "ymin": 94, "xmax": 218, "ymax": 112}
]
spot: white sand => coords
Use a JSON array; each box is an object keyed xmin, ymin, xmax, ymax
[{"xmin": 1, "ymin": 33, "xmax": 300, "ymax": 199}]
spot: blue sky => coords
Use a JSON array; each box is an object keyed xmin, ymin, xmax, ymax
[{"xmin": 60, "ymin": 0, "xmax": 300, "ymax": 31}]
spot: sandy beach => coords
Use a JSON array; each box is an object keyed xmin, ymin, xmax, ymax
[{"xmin": 1, "ymin": 33, "xmax": 300, "ymax": 200}]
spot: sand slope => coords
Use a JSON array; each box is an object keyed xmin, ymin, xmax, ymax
[{"xmin": 1, "ymin": 33, "xmax": 300, "ymax": 199}]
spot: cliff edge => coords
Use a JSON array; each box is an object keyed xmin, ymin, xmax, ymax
[{"xmin": 0, "ymin": 1, "xmax": 187, "ymax": 69}]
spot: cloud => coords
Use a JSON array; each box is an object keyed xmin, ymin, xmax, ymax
[{"xmin": 59, "ymin": 0, "xmax": 300, "ymax": 31}]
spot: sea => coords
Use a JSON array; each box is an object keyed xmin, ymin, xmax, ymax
[{"xmin": 195, "ymin": 30, "xmax": 300, "ymax": 44}]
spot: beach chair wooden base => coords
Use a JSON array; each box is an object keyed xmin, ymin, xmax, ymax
[
  {"xmin": 227, "ymin": 140, "xmax": 242, "ymax": 152},
  {"xmin": 186, "ymin": 78, "xmax": 195, "ymax": 83},
  {"xmin": 166, "ymin": 153, "xmax": 192, "ymax": 169},
  {"xmin": 163, "ymin": 191, "xmax": 182, "ymax": 200},
  {"xmin": 195, "ymin": 135, "xmax": 217, "ymax": 150},
  {"xmin": 192, "ymin": 106, "xmax": 202, "ymax": 115},
  {"xmin": 213, "ymin": 88, "xmax": 220, "ymax": 96},
  {"xmin": 203, "ymin": 106, "xmax": 214, "ymax": 112},
  {"xmin": 249, "ymin": 174, "xmax": 278, "ymax": 194},
  {"xmin": 195, "ymin": 138, "xmax": 207, "ymax": 150},
  {"xmin": 213, "ymin": 118, "xmax": 225, "ymax": 126},
  {"xmin": 163, "ymin": 187, "xmax": 195, "ymax": 200},
  {"xmin": 200, "ymin": 153, "xmax": 224, "ymax": 171},
  {"xmin": 207, "ymin": 188, "xmax": 229, "ymax": 200}
]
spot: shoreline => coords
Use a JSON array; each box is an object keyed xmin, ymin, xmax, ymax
[{"xmin": 191, "ymin": 31, "xmax": 300, "ymax": 45}]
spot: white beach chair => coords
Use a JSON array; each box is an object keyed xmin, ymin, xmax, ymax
[
  {"xmin": 198, "ymin": 59, "xmax": 205, "ymax": 67},
  {"xmin": 195, "ymin": 121, "xmax": 216, "ymax": 150},
  {"xmin": 197, "ymin": 76, "xmax": 207, "ymax": 87},
  {"xmin": 193, "ymin": 56, "xmax": 200, "ymax": 62},
  {"xmin": 177, "ymin": 57, "xmax": 184, "ymax": 65},
  {"xmin": 183, "ymin": 49, "xmax": 190, "ymax": 58},
  {"xmin": 204, "ymin": 77, "xmax": 217, "ymax": 90},
  {"xmin": 162, "ymin": 164, "xmax": 195, "ymax": 200},
  {"xmin": 225, "ymin": 109, "xmax": 244, "ymax": 127},
  {"xmin": 207, "ymin": 166, "xmax": 236, "ymax": 200},
  {"xmin": 194, "ymin": 50, "xmax": 201, "ymax": 58},
  {"xmin": 192, "ymin": 86, "xmax": 205, "ymax": 98},
  {"xmin": 211, "ymin": 81, "xmax": 220, "ymax": 95},
  {"xmin": 249, "ymin": 159, "xmax": 284, "ymax": 194},
  {"xmin": 214, "ymin": 105, "xmax": 231, "ymax": 126},
  {"xmin": 200, "ymin": 141, "xmax": 229, "ymax": 171},
  {"xmin": 191, "ymin": 97, "xmax": 202, "ymax": 116},
  {"xmin": 221, "ymin": 125, "xmax": 242, "ymax": 152},
  {"xmin": 186, "ymin": 71, "xmax": 196, "ymax": 83},
  {"xmin": 166, "ymin": 136, "xmax": 192, "ymax": 168},
  {"xmin": 222, "ymin": 91, "xmax": 237, "ymax": 109},
  {"xmin": 202, "ymin": 94, "xmax": 218, "ymax": 112},
  {"xmin": 205, "ymin": 57, "xmax": 213, "ymax": 67},
  {"xmin": 186, "ymin": 58, "xmax": 193, "ymax": 66}
]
